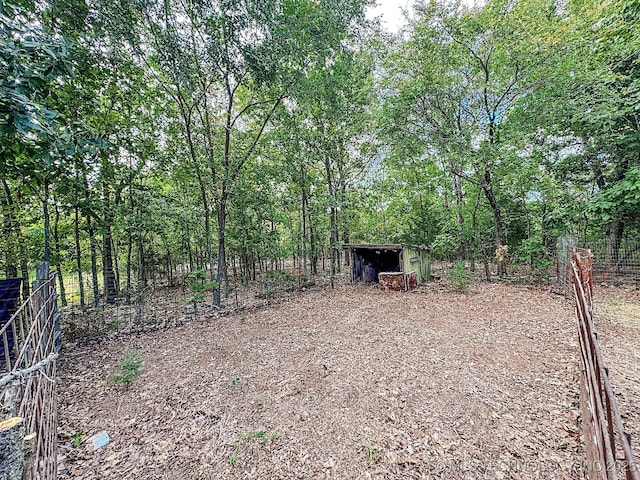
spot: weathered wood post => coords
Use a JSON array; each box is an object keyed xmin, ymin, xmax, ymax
[
  {"xmin": 0, "ymin": 417, "xmax": 25, "ymax": 480},
  {"xmin": 34, "ymin": 262, "xmax": 61, "ymax": 354}
]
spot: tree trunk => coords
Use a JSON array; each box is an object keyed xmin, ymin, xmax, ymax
[
  {"xmin": 137, "ymin": 226, "xmax": 145, "ymax": 288},
  {"xmin": 74, "ymin": 205, "xmax": 85, "ymax": 307},
  {"xmin": 605, "ymin": 221, "xmax": 624, "ymax": 267},
  {"xmin": 480, "ymin": 166, "xmax": 506, "ymax": 277},
  {"xmin": 113, "ymin": 238, "xmax": 120, "ymax": 293},
  {"xmin": 214, "ymin": 193, "xmax": 227, "ymax": 307},
  {"xmin": 43, "ymin": 176, "xmax": 51, "ymax": 264},
  {"xmin": 324, "ymin": 156, "xmax": 337, "ymax": 288},
  {"xmin": 470, "ymin": 188, "xmax": 482, "ymax": 273},
  {"xmin": 18, "ymin": 244, "xmax": 29, "ymax": 301},
  {"xmin": 310, "ymin": 220, "xmax": 318, "ymax": 275},
  {"xmin": 166, "ymin": 246, "xmax": 172, "ymax": 286},
  {"xmin": 126, "ymin": 232, "xmax": 132, "ymax": 303},
  {"xmin": 101, "ymin": 180, "xmax": 118, "ymax": 304},
  {"xmin": 342, "ymin": 230, "xmax": 350, "ymax": 267},
  {"xmin": 136, "ymin": 229, "xmax": 144, "ymax": 325},
  {"xmin": 87, "ymin": 214, "xmax": 100, "ymax": 307},
  {"xmin": 301, "ymin": 162, "xmax": 309, "ymax": 277},
  {"xmin": 82, "ymin": 173, "xmax": 100, "ymax": 307},
  {"xmin": 252, "ymin": 252, "xmax": 256, "ymax": 281},
  {"xmin": 182, "ymin": 107, "xmax": 214, "ymax": 300},
  {"xmin": 53, "ymin": 203, "xmax": 67, "ymax": 306},
  {"xmin": 187, "ymin": 232, "xmax": 194, "ymax": 272},
  {"xmin": 453, "ymin": 174, "xmax": 466, "ymax": 260},
  {"xmin": 102, "ymin": 224, "xmax": 117, "ymax": 304},
  {"xmin": 216, "ymin": 78, "xmax": 234, "ymax": 307}
]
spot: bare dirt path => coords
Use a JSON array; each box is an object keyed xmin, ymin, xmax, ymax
[{"xmin": 58, "ymin": 283, "xmax": 586, "ymax": 479}]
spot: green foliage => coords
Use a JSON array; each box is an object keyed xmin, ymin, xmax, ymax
[
  {"xmin": 0, "ymin": 1, "xmax": 73, "ymax": 145},
  {"xmin": 243, "ymin": 430, "xmax": 282, "ymax": 445},
  {"xmin": 186, "ymin": 269, "xmax": 218, "ymax": 305},
  {"xmin": 362, "ymin": 441, "xmax": 379, "ymax": 462},
  {"xmin": 70, "ymin": 429, "xmax": 86, "ymax": 447},
  {"xmin": 111, "ymin": 348, "xmax": 143, "ymax": 385},
  {"xmin": 229, "ymin": 429, "xmax": 283, "ymax": 466},
  {"xmin": 448, "ymin": 261, "xmax": 474, "ymax": 293},
  {"xmin": 589, "ymin": 167, "xmax": 640, "ymax": 226},
  {"xmin": 431, "ymin": 232, "xmax": 459, "ymax": 259},
  {"xmin": 105, "ymin": 319, "xmax": 119, "ymax": 331},
  {"xmin": 5, "ymin": 0, "xmax": 640, "ymax": 302},
  {"xmin": 266, "ymin": 270, "xmax": 294, "ymax": 282},
  {"xmin": 516, "ymin": 237, "xmax": 552, "ymax": 279},
  {"xmin": 188, "ymin": 269, "xmax": 208, "ymax": 283}
]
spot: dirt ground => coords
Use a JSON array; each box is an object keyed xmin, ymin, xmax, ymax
[{"xmin": 57, "ymin": 281, "xmax": 599, "ymax": 479}]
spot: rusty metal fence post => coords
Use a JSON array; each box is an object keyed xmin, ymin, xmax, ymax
[{"xmin": 571, "ymin": 248, "xmax": 639, "ymax": 480}]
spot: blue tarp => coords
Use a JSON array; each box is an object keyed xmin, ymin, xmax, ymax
[{"xmin": 0, "ymin": 278, "xmax": 22, "ymax": 361}]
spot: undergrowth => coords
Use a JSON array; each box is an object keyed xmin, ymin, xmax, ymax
[
  {"xmin": 228, "ymin": 429, "xmax": 283, "ymax": 467},
  {"xmin": 448, "ymin": 260, "xmax": 474, "ymax": 292},
  {"xmin": 111, "ymin": 348, "xmax": 143, "ymax": 385}
]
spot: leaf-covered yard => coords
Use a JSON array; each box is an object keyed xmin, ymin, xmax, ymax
[{"xmin": 58, "ymin": 283, "xmax": 599, "ymax": 479}]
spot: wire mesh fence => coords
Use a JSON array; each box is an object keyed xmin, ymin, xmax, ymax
[
  {"xmin": 557, "ymin": 235, "xmax": 640, "ymax": 299},
  {"xmin": 56, "ymin": 263, "xmax": 334, "ymax": 341},
  {"xmin": 570, "ymin": 248, "xmax": 640, "ymax": 480},
  {"xmin": 558, "ymin": 235, "xmax": 640, "ymax": 286},
  {"xmin": 589, "ymin": 236, "xmax": 640, "ymax": 286},
  {"xmin": 1, "ymin": 263, "xmax": 60, "ymax": 480}
]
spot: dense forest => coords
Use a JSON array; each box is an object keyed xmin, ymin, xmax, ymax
[{"xmin": 1, "ymin": 0, "xmax": 639, "ymax": 306}]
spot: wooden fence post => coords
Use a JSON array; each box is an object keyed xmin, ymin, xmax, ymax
[{"xmin": 0, "ymin": 417, "xmax": 25, "ymax": 480}]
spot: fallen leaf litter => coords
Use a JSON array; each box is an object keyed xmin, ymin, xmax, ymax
[{"xmin": 56, "ymin": 282, "xmax": 638, "ymax": 479}]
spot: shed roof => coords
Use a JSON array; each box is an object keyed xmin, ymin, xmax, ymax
[
  {"xmin": 343, "ymin": 244, "xmax": 430, "ymax": 252},
  {"xmin": 343, "ymin": 244, "xmax": 403, "ymax": 251}
]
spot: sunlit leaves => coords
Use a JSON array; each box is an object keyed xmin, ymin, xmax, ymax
[{"xmin": 0, "ymin": 1, "xmax": 72, "ymax": 147}]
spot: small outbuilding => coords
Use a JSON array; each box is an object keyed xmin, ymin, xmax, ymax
[{"xmin": 343, "ymin": 244, "xmax": 431, "ymax": 291}]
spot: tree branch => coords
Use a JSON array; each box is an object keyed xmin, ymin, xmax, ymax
[{"xmin": 0, "ymin": 353, "xmax": 58, "ymax": 388}]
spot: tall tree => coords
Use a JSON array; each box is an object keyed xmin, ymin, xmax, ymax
[
  {"xmin": 1, "ymin": 0, "xmax": 73, "ymax": 289},
  {"xmin": 382, "ymin": 0, "xmax": 566, "ymax": 275}
]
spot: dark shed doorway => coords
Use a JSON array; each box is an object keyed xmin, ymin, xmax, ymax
[{"xmin": 348, "ymin": 245, "xmax": 403, "ymax": 283}]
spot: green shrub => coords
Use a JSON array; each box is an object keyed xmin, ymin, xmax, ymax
[
  {"xmin": 448, "ymin": 261, "xmax": 474, "ymax": 292},
  {"xmin": 516, "ymin": 237, "xmax": 552, "ymax": 280},
  {"xmin": 362, "ymin": 441, "xmax": 379, "ymax": 462},
  {"xmin": 111, "ymin": 348, "xmax": 143, "ymax": 385},
  {"xmin": 70, "ymin": 430, "xmax": 86, "ymax": 447},
  {"xmin": 186, "ymin": 269, "xmax": 219, "ymax": 307}
]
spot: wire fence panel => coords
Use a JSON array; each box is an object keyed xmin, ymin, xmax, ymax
[
  {"xmin": 558, "ymin": 236, "xmax": 639, "ymax": 299},
  {"xmin": 571, "ymin": 249, "xmax": 640, "ymax": 480},
  {"xmin": 557, "ymin": 236, "xmax": 578, "ymax": 297},
  {"xmin": 590, "ymin": 237, "xmax": 640, "ymax": 286},
  {"xmin": 1, "ymin": 263, "xmax": 60, "ymax": 480}
]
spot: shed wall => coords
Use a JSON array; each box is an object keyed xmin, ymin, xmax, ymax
[{"xmin": 402, "ymin": 247, "xmax": 431, "ymax": 284}]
